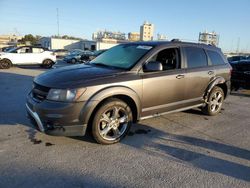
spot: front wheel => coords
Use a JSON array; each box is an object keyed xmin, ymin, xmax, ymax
[
  {"xmin": 0, "ymin": 59, "xmax": 12, "ymax": 69},
  {"xmin": 202, "ymin": 86, "xmax": 224, "ymax": 116},
  {"xmin": 92, "ymin": 98, "xmax": 133, "ymax": 144}
]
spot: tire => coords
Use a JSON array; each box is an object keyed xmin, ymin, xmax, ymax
[
  {"xmin": 92, "ymin": 98, "xmax": 133, "ymax": 144},
  {"xmin": 42, "ymin": 59, "xmax": 54, "ymax": 69},
  {"xmin": 0, "ymin": 59, "xmax": 12, "ymax": 69},
  {"xmin": 71, "ymin": 58, "xmax": 77, "ymax": 64},
  {"xmin": 202, "ymin": 86, "xmax": 224, "ymax": 116}
]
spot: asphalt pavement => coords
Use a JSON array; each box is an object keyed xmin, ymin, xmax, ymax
[{"xmin": 0, "ymin": 64, "xmax": 250, "ymax": 188}]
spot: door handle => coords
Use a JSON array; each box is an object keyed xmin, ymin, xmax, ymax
[
  {"xmin": 176, "ymin": 74, "xmax": 185, "ymax": 79},
  {"xmin": 208, "ymin": 70, "xmax": 214, "ymax": 75}
]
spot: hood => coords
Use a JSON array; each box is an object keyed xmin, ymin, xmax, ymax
[
  {"xmin": 34, "ymin": 64, "xmax": 124, "ymax": 88},
  {"xmin": 0, "ymin": 52, "xmax": 6, "ymax": 56}
]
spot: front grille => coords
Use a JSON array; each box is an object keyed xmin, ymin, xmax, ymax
[{"xmin": 32, "ymin": 83, "xmax": 50, "ymax": 102}]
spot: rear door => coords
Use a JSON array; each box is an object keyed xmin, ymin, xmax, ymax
[
  {"xmin": 31, "ymin": 47, "xmax": 45, "ymax": 64},
  {"xmin": 182, "ymin": 46, "xmax": 214, "ymax": 105}
]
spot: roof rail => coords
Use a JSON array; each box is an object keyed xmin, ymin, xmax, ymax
[{"xmin": 171, "ymin": 39, "xmax": 181, "ymax": 42}]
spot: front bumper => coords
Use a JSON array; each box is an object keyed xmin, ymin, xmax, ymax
[{"xmin": 26, "ymin": 94, "xmax": 87, "ymax": 136}]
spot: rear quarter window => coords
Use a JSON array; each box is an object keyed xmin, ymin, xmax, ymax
[
  {"xmin": 32, "ymin": 48, "xmax": 44, "ymax": 53},
  {"xmin": 207, "ymin": 50, "xmax": 225, "ymax": 65},
  {"xmin": 184, "ymin": 47, "xmax": 208, "ymax": 68}
]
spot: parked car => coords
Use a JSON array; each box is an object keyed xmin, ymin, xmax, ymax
[
  {"xmin": 230, "ymin": 60, "xmax": 250, "ymax": 90},
  {"xmin": 63, "ymin": 50, "xmax": 84, "ymax": 64},
  {"xmin": 1, "ymin": 46, "xmax": 15, "ymax": 52},
  {"xmin": 227, "ymin": 55, "xmax": 247, "ymax": 63},
  {"xmin": 26, "ymin": 41, "xmax": 231, "ymax": 144},
  {"xmin": 52, "ymin": 49, "xmax": 69, "ymax": 59},
  {"xmin": 80, "ymin": 49, "xmax": 107, "ymax": 62},
  {"xmin": 0, "ymin": 46, "xmax": 56, "ymax": 69}
]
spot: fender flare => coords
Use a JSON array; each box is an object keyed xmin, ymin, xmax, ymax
[
  {"xmin": 79, "ymin": 86, "xmax": 142, "ymax": 125},
  {"xmin": 204, "ymin": 76, "xmax": 226, "ymax": 102},
  {"xmin": 0, "ymin": 58, "xmax": 13, "ymax": 64}
]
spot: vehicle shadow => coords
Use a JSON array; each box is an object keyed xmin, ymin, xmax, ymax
[
  {"xmin": 16, "ymin": 65, "xmax": 49, "ymax": 71},
  {"xmin": 0, "ymin": 72, "xmax": 34, "ymax": 126},
  {"xmin": 230, "ymin": 91, "xmax": 250, "ymax": 98},
  {"xmin": 123, "ymin": 123, "xmax": 250, "ymax": 182}
]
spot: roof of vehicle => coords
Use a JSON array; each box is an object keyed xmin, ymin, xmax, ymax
[{"xmin": 127, "ymin": 40, "xmax": 221, "ymax": 50}]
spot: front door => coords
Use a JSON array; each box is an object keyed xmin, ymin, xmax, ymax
[
  {"xmin": 14, "ymin": 46, "xmax": 34, "ymax": 64},
  {"xmin": 141, "ymin": 47, "xmax": 187, "ymax": 117}
]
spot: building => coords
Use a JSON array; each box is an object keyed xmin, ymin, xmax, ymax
[
  {"xmin": 39, "ymin": 37, "xmax": 96, "ymax": 51},
  {"xmin": 92, "ymin": 30, "xmax": 129, "ymax": 50},
  {"xmin": 92, "ymin": 30, "xmax": 126, "ymax": 41},
  {"xmin": 0, "ymin": 34, "xmax": 22, "ymax": 49},
  {"xmin": 199, "ymin": 31, "xmax": 219, "ymax": 46},
  {"xmin": 95, "ymin": 38, "xmax": 128, "ymax": 50},
  {"xmin": 157, "ymin": 34, "xmax": 167, "ymax": 41},
  {"xmin": 140, "ymin": 21, "xmax": 154, "ymax": 41},
  {"xmin": 128, "ymin": 32, "xmax": 140, "ymax": 41}
]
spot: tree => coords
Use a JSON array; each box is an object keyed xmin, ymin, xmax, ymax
[{"xmin": 18, "ymin": 34, "xmax": 40, "ymax": 45}]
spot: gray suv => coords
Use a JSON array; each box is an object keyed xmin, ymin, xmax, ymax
[{"xmin": 26, "ymin": 41, "xmax": 231, "ymax": 144}]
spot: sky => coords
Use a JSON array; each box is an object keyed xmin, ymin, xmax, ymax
[{"xmin": 0, "ymin": 0, "xmax": 250, "ymax": 52}]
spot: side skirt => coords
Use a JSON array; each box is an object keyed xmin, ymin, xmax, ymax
[{"xmin": 140, "ymin": 103, "xmax": 204, "ymax": 120}]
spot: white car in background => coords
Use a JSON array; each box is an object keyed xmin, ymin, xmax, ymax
[{"xmin": 0, "ymin": 46, "xmax": 56, "ymax": 69}]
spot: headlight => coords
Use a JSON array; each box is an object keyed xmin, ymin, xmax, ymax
[{"xmin": 47, "ymin": 88, "xmax": 86, "ymax": 102}]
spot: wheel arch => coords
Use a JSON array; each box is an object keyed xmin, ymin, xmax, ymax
[
  {"xmin": 204, "ymin": 76, "xmax": 229, "ymax": 102},
  {"xmin": 79, "ymin": 86, "xmax": 141, "ymax": 128},
  {"xmin": 1, "ymin": 58, "xmax": 13, "ymax": 64},
  {"xmin": 42, "ymin": 58, "xmax": 54, "ymax": 64}
]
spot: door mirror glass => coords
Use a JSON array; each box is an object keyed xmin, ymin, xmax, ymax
[{"xmin": 143, "ymin": 61, "xmax": 163, "ymax": 72}]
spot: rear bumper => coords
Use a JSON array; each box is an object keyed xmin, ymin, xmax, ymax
[
  {"xmin": 231, "ymin": 72, "xmax": 250, "ymax": 89},
  {"xmin": 26, "ymin": 94, "xmax": 87, "ymax": 136}
]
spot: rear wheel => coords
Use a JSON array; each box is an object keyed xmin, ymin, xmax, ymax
[
  {"xmin": 92, "ymin": 98, "xmax": 133, "ymax": 144},
  {"xmin": 0, "ymin": 59, "xmax": 12, "ymax": 69},
  {"xmin": 42, "ymin": 59, "xmax": 54, "ymax": 69},
  {"xmin": 202, "ymin": 86, "xmax": 224, "ymax": 116}
]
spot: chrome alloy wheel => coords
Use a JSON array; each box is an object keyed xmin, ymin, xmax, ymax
[
  {"xmin": 210, "ymin": 91, "xmax": 223, "ymax": 112},
  {"xmin": 98, "ymin": 106, "xmax": 128, "ymax": 141}
]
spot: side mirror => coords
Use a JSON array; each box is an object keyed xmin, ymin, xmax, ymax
[{"xmin": 143, "ymin": 61, "xmax": 163, "ymax": 72}]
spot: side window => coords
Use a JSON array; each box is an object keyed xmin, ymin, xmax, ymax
[
  {"xmin": 32, "ymin": 48, "xmax": 44, "ymax": 53},
  {"xmin": 185, "ymin": 47, "xmax": 207, "ymax": 68},
  {"xmin": 147, "ymin": 48, "xmax": 180, "ymax": 71},
  {"xmin": 207, "ymin": 50, "xmax": 225, "ymax": 65},
  {"xmin": 18, "ymin": 47, "xmax": 31, "ymax": 53}
]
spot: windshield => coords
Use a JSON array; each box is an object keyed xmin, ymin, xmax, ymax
[
  {"xmin": 6, "ymin": 47, "xmax": 18, "ymax": 53},
  {"xmin": 90, "ymin": 44, "xmax": 153, "ymax": 69}
]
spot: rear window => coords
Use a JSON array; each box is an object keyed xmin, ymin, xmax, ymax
[
  {"xmin": 185, "ymin": 47, "xmax": 207, "ymax": 68},
  {"xmin": 32, "ymin": 48, "xmax": 44, "ymax": 53},
  {"xmin": 207, "ymin": 50, "xmax": 225, "ymax": 65}
]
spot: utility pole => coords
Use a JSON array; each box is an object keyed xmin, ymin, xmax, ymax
[
  {"xmin": 236, "ymin": 37, "xmax": 240, "ymax": 54},
  {"xmin": 57, "ymin": 8, "xmax": 60, "ymax": 37}
]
